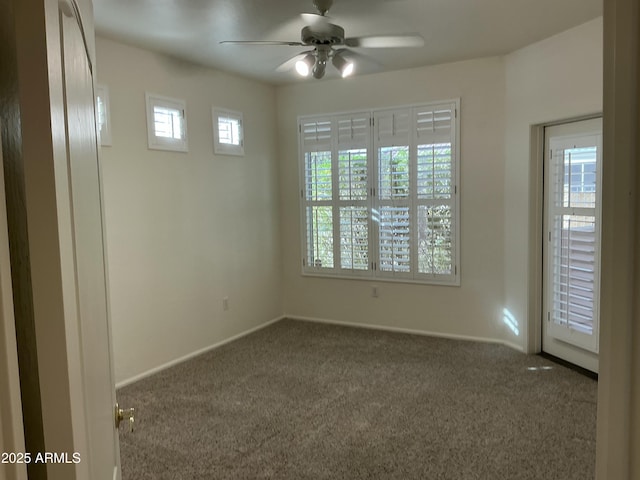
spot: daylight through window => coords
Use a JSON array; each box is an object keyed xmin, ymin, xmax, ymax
[
  {"xmin": 95, "ymin": 84, "xmax": 112, "ymax": 146},
  {"xmin": 154, "ymin": 106, "xmax": 184, "ymax": 140},
  {"xmin": 213, "ymin": 108, "xmax": 244, "ymax": 156},
  {"xmin": 299, "ymin": 100, "xmax": 460, "ymax": 285},
  {"xmin": 145, "ymin": 93, "xmax": 188, "ymax": 152}
]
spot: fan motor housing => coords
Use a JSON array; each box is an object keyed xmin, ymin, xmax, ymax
[{"xmin": 301, "ymin": 24, "xmax": 345, "ymax": 45}]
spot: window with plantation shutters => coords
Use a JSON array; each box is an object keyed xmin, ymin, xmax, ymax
[
  {"xmin": 96, "ymin": 84, "xmax": 112, "ymax": 146},
  {"xmin": 374, "ymin": 109, "xmax": 412, "ymax": 277},
  {"xmin": 299, "ymin": 100, "xmax": 459, "ymax": 285},
  {"xmin": 414, "ymin": 106, "xmax": 456, "ymax": 279},
  {"xmin": 338, "ymin": 115, "xmax": 371, "ymax": 272},
  {"xmin": 545, "ymin": 132, "xmax": 602, "ymax": 353},
  {"xmin": 213, "ymin": 107, "xmax": 244, "ymax": 156},
  {"xmin": 300, "ymin": 114, "xmax": 373, "ymax": 276},
  {"xmin": 145, "ymin": 93, "xmax": 188, "ymax": 152}
]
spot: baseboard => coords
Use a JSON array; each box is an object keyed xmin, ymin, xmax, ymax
[
  {"xmin": 285, "ymin": 314, "xmax": 526, "ymax": 352},
  {"xmin": 117, "ymin": 314, "xmax": 526, "ymax": 388},
  {"xmin": 501, "ymin": 339, "xmax": 526, "ymax": 352},
  {"xmin": 116, "ymin": 316, "xmax": 286, "ymax": 389}
]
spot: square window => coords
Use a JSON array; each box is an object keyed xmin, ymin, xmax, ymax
[
  {"xmin": 95, "ymin": 84, "xmax": 112, "ymax": 146},
  {"xmin": 146, "ymin": 93, "xmax": 188, "ymax": 152},
  {"xmin": 213, "ymin": 108, "xmax": 244, "ymax": 156}
]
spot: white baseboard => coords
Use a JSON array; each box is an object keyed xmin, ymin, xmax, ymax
[
  {"xmin": 501, "ymin": 339, "xmax": 526, "ymax": 352},
  {"xmin": 117, "ymin": 314, "xmax": 526, "ymax": 389},
  {"xmin": 285, "ymin": 314, "xmax": 526, "ymax": 352},
  {"xmin": 116, "ymin": 316, "xmax": 286, "ymax": 389}
]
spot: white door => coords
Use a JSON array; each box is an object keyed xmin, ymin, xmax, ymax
[
  {"xmin": 0, "ymin": 122, "xmax": 28, "ymax": 480},
  {"xmin": 543, "ymin": 117, "xmax": 602, "ymax": 373},
  {"xmin": 59, "ymin": 2, "xmax": 121, "ymax": 478}
]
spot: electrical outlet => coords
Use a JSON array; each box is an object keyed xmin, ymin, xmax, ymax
[
  {"xmin": 372, "ymin": 286, "xmax": 379, "ymax": 298},
  {"xmin": 222, "ymin": 296, "xmax": 229, "ymax": 311}
]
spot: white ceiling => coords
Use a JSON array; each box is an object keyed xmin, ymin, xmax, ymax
[{"xmin": 93, "ymin": 0, "xmax": 602, "ymax": 85}]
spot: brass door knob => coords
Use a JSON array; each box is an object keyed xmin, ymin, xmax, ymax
[{"xmin": 115, "ymin": 403, "xmax": 135, "ymax": 432}]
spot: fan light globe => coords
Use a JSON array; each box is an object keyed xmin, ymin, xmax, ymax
[
  {"xmin": 295, "ymin": 60, "xmax": 310, "ymax": 76},
  {"xmin": 332, "ymin": 54, "xmax": 354, "ymax": 78},
  {"xmin": 295, "ymin": 53, "xmax": 315, "ymax": 77},
  {"xmin": 341, "ymin": 61, "xmax": 354, "ymax": 77}
]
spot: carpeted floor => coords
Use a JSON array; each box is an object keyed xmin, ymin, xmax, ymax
[{"xmin": 117, "ymin": 319, "xmax": 597, "ymax": 480}]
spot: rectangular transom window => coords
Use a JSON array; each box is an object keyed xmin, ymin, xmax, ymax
[
  {"xmin": 298, "ymin": 100, "xmax": 460, "ymax": 285},
  {"xmin": 213, "ymin": 108, "xmax": 244, "ymax": 156},
  {"xmin": 145, "ymin": 93, "xmax": 188, "ymax": 152},
  {"xmin": 95, "ymin": 84, "xmax": 112, "ymax": 146}
]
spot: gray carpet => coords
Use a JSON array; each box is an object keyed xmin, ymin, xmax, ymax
[{"xmin": 117, "ymin": 319, "xmax": 597, "ymax": 479}]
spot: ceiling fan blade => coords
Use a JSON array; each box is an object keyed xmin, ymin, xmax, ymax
[
  {"xmin": 334, "ymin": 48, "xmax": 382, "ymax": 68},
  {"xmin": 276, "ymin": 51, "xmax": 314, "ymax": 72},
  {"xmin": 220, "ymin": 40, "xmax": 305, "ymax": 47},
  {"xmin": 345, "ymin": 34, "xmax": 425, "ymax": 48}
]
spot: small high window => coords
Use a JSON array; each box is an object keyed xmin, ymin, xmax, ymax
[
  {"xmin": 146, "ymin": 93, "xmax": 188, "ymax": 152},
  {"xmin": 213, "ymin": 108, "xmax": 244, "ymax": 156},
  {"xmin": 95, "ymin": 84, "xmax": 112, "ymax": 146}
]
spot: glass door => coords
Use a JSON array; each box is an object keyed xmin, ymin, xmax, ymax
[{"xmin": 543, "ymin": 117, "xmax": 602, "ymax": 372}]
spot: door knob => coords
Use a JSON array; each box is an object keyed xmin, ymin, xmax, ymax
[{"xmin": 115, "ymin": 403, "xmax": 135, "ymax": 432}]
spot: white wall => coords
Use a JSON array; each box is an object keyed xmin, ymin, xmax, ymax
[
  {"xmin": 276, "ymin": 18, "xmax": 602, "ymax": 349},
  {"xmin": 96, "ymin": 17, "xmax": 603, "ymax": 384},
  {"xmin": 276, "ymin": 57, "xmax": 508, "ymax": 344},
  {"xmin": 503, "ymin": 17, "xmax": 603, "ymax": 351},
  {"xmin": 95, "ymin": 37, "xmax": 283, "ymax": 384}
]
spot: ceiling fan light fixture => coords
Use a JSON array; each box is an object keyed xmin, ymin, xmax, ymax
[
  {"xmin": 312, "ymin": 49, "xmax": 329, "ymax": 79},
  {"xmin": 295, "ymin": 53, "xmax": 315, "ymax": 76},
  {"xmin": 332, "ymin": 53, "xmax": 354, "ymax": 78},
  {"xmin": 312, "ymin": 59, "xmax": 326, "ymax": 79}
]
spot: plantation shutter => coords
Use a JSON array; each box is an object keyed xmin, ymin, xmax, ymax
[
  {"xmin": 154, "ymin": 105, "xmax": 184, "ymax": 140},
  {"xmin": 300, "ymin": 114, "xmax": 372, "ymax": 276},
  {"xmin": 298, "ymin": 99, "xmax": 459, "ymax": 285},
  {"xmin": 300, "ymin": 117, "xmax": 335, "ymax": 271},
  {"xmin": 374, "ymin": 109, "xmax": 412, "ymax": 278},
  {"xmin": 413, "ymin": 103, "xmax": 456, "ymax": 281},
  {"xmin": 547, "ymin": 135, "xmax": 601, "ymax": 352},
  {"xmin": 336, "ymin": 113, "xmax": 372, "ymax": 274}
]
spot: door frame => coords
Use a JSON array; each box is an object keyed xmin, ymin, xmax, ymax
[
  {"xmin": 2, "ymin": 0, "xmax": 118, "ymax": 478},
  {"xmin": 0, "ymin": 121, "xmax": 28, "ymax": 480},
  {"xmin": 527, "ymin": 113, "xmax": 603, "ymax": 358},
  {"xmin": 541, "ymin": 118, "xmax": 602, "ymax": 372}
]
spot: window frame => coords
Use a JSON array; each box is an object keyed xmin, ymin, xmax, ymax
[
  {"xmin": 213, "ymin": 107, "xmax": 244, "ymax": 156},
  {"xmin": 299, "ymin": 113, "xmax": 375, "ymax": 279},
  {"xmin": 145, "ymin": 92, "xmax": 188, "ymax": 152},
  {"xmin": 298, "ymin": 99, "xmax": 460, "ymax": 286},
  {"xmin": 95, "ymin": 84, "xmax": 112, "ymax": 147}
]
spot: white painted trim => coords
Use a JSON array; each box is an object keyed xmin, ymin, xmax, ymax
[
  {"xmin": 116, "ymin": 316, "xmax": 286, "ymax": 389},
  {"xmin": 502, "ymin": 339, "xmax": 526, "ymax": 353},
  {"xmin": 596, "ymin": 0, "xmax": 639, "ymax": 476},
  {"xmin": 0, "ymin": 120, "xmax": 28, "ymax": 480},
  {"xmin": 145, "ymin": 92, "xmax": 188, "ymax": 152},
  {"xmin": 117, "ymin": 314, "xmax": 527, "ymax": 390},
  {"xmin": 286, "ymin": 314, "xmax": 525, "ymax": 352},
  {"xmin": 213, "ymin": 107, "xmax": 244, "ymax": 156}
]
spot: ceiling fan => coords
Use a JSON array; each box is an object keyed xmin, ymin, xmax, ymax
[{"xmin": 220, "ymin": 0, "xmax": 425, "ymax": 79}]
